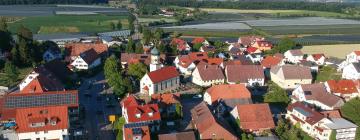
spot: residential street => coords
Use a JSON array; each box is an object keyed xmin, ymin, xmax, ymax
[{"xmin": 78, "ymin": 72, "xmax": 121, "ymax": 140}]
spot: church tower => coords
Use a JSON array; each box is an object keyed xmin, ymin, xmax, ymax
[{"xmin": 150, "ymin": 47, "xmax": 163, "ymax": 72}]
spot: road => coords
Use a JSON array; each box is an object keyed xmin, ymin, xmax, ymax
[{"xmin": 78, "ymin": 72, "xmax": 121, "ymax": 140}]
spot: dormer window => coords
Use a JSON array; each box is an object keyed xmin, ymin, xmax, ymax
[{"xmin": 135, "ymin": 113, "xmax": 141, "ymax": 118}]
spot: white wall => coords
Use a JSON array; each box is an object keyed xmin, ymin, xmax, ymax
[
  {"xmin": 18, "ymin": 129, "xmax": 69, "ymax": 140},
  {"xmin": 19, "ymin": 72, "xmax": 39, "ymax": 91}
]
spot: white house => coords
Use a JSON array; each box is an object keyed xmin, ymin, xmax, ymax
[
  {"xmin": 43, "ymin": 46, "xmax": 62, "ymax": 62},
  {"xmin": 292, "ymin": 83, "xmax": 344, "ymax": 110},
  {"xmin": 225, "ymin": 65, "xmax": 265, "ymax": 87},
  {"xmin": 284, "ymin": 49, "xmax": 304, "ymax": 64},
  {"xmin": 173, "ymin": 52, "xmax": 208, "ymax": 76},
  {"xmin": 140, "ymin": 66, "xmax": 180, "ymax": 95},
  {"xmin": 342, "ymin": 62, "xmax": 360, "ymax": 80},
  {"xmin": 287, "ymin": 102, "xmax": 357, "ymax": 140},
  {"xmin": 306, "ymin": 54, "xmax": 326, "ymax": 65},
  {"xmin": 100, "ymin": 36, "xmax": 122, "ymax": 47},
  {"xmin": 15, "ymin": 106, "xmax": 70, "ymax": 140},
  {"xmin": 346, "ymin": 50, "xmax": 360, "ymax": 63},
  {"xmin": 192, "ymin": 64, "xmax": 225, "ymax": 87},
  {"xmin": 245, "ymin": 53, "xmax": 263, "ymax": 63},
  {"xmin": 70, "ymin": 49, "xmax": 101, "ymax": 70},
  {"xmin": 324, "ymin": 80, "xmax": 360, "ymax": 101}
]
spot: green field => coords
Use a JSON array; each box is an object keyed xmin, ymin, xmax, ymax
[
  {"xmin": 8, "ymin": 14, "xmax": 129, "ymax": 34},
  {"xmin": 258, "ymin": 24, "xmax": 360, "ymax": 35}
]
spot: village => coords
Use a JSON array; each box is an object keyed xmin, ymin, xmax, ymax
[{"xmin": 0, "ymin": 21, "xmax": 359, "ymax": 140}]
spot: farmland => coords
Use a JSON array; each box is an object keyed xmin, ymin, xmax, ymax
[
  {"xmin": 8, "ymin": 15, "xmax": 128, "ymax": 34},
  {"xmin": 163, "ymin": 21, "xmax": 252, "ymax": 30},
  {"xmin": 301, "ymin": 44, "xmax": 360, "ymax": 59}
]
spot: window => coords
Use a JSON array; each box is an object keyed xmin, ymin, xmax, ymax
[{"xmin": 35, "ymin": 132, "xmax": 40, "ymax": 134}]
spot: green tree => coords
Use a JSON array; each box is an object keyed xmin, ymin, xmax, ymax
[
  {"xmin": 192, "ymin": 43, "xmax": 202, "ymax": 52},
  {"xmin": 126, "ymin": 38, "xmax": 135, "ymax": 53},
  {"xmin": 142, "ymin": 27, "xmax": 152, "ymax": 45},
  {"xmin": 340, "ymin": 98, "xmax": 360, "ymax": 140},
  {"xmin": 241, "ymin": 133, "xmax": 248, "ymax": 140},
  {"xmin": 154, "ymin": 28, "xmax": 164, "ymax": 43},
  {"xmin": 128, "ymin": 63, "xmax": 148, "ymax": 81},
  {"xmin": 264, "ymin": 81, "xmax": 290, "ymax": 105},
  {"xmin": 123, "ymin": 77, "xmax": 134, "ymax": 93},
  {"xmin": 275, "ymin": 37, "xmax": 296, "ymax": 53},
  {"xmin": 4, "ymin": 61, "xmax": 19, "ymax": 83},
  {"xmin": 247, "ymin": 134, "xmax": 254, "ymax": 140},
  {"xmin": 135, "ymin": 44, "xmax": 144, "ymax": 54},
  {"xmin": 104, "ymin": 56, "xmax": 127, "ymax": 97},
  {"xmin": 214, "ymin": 40, "xmax": 224, "ymax": 48},
  {"xmin": 17, "ymin": 25, "xmax": 33, "ymax": 65},
  {"xmin": 110, "ymin": 22, "xmax": 116, "ymax": 30},
  {"xmin": 117, "ymin": 20, "xmax": 122, "ymax": 30},
  {"xmin": 0, "ymin": 18, "xmax": 13, "ymax": 53},
  {"xmin": 329, "ymin": 130, "xmax": 336, "ymax": 140}
]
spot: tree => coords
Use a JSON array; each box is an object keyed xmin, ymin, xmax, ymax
[
  {"xmin": 104, "ymin": 56, "xmax": 127, "ymax": 97},
  {"xmin": 275, "ymin": 37, "xmax": 296, "ymax": 53},
  {"xmin": 110, "ymin": 22, "xmax": 116, "ymax": 30},
  {"xmin": 126, "ymin": 38, "xmax": 135, "ymax": 53},
  {"xmin": 340, "ymin": 98, "xmax": 360, "ymax": 140},
  {"xmin": 214, "ymin": 40, "xmax": 224, "ymax": 48},
  {"xmin": 4, "ymin": 61, "xmax": 19, "ymax": 83},
  {"xmin": 117, "ymin": 20, "xmax": 122, "ymax": 30},
  {"xmin": 154, "ymin": 28, "xmax": 164, "ymax": 43},
  {"xmin": 135, "ymin": 43, "xmax": 144, "ymax": 54},
  {"xmin": 329, "ymin": 130, "xmax": 336, "ymax": 140},
  {"xmin": 264, "ymin": 81, "xmax": 290, "ymax": 105},
  {"xmin": 0, "ymin": 18, "xmax": 7, "ymax": 31},
  {"xmin": 128, "ymin": 63, "xmax": 148, "ymax": 81},
  {"xmin": 17, "ymin": 25, "xmax": 33, "ymax": 65},
  {"xmin": 241, "ymin": 133, "xmax": 248, "ymax": 140},
  {"xmin": 0, "ymin": 17, "xmax": 13, "ymax": 52},
  {"xmin": 192, "ymin": 43, "xmax": 202, "ymax": 52},
  {"xmin": 142, "ymin": 27, "xmax": 152, "ymax": 45},
  {"xmin": 247, "ymin": 134, "xmax": 254, "ymax": 140}
]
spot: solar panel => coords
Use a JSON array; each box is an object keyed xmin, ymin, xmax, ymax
[
  {"xmin": 294, "ymin": 107, "xmax": 311, "ymax": 117},
  {"xmin": 4, "ymin": 93, "xmax": 77, "ymax": 109},
  {"xmin": 132, "ymin": 128, "xmax": 142, "ymax": 135},
  {"xmin": 124, "ymin": 122, "xmax": 149, "ymax": 128}
]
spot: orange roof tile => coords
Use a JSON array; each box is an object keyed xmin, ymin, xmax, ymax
[
  {"xmin": 192, "ymin": 37, "xmax": 206, "ymax": 44},
  {"xmin": 126, "ymin": 104, "xmax": 161, "ymax": 123},
  {"xmin": 206, "ymin": 84, "xmax": 251, "ymax": 103},
  {"xmin": 261, "ymin": 56, "xmax": 282, "ymax": 68},
  {"xmin": 65, "ymin": 43, "xmax": 107, "ymax": 57},
  {"xmin": 326, "ymin": 80, "xmax": 358, "ymax": 94},
  {"xmin": 15, "ymin": 106, "xmax": 68, "ymax": 133},
  {"xmin": 147, "ymin": 66, "xmax": 179, "ymax": 83},
  {"xmin": 235, "ymin": 103, "xmax": 275, "ymax": 131},
  {"xmin": 124, "ymin": 126, "xmax": 151, "ymax": 140}
]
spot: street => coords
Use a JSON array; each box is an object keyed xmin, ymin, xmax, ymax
[{"xmin": 77, "ymin": 72, "xmax": 121, "ymax": 140}]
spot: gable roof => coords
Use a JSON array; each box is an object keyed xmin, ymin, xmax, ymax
[
  {"xmin": 65, "ymin": 43, "xmax": 107, "ymax": 57},
  {"xmin": 121, "ymin": 95, "xmax": 140, "ymax": 109},
  {"xmin": 226, "ymin": 65, "xmax": 264, "ymax": 83},
  {"xmin": 253, "ymin": 40, "xmax": 273, "ymax": 49},
  {"xmin": 326, "ymin": 80, "xmax": 358, "ymax": 95},
  {"xmin": 21, "ymin": 74, "xmax": 65, "ymax": 93},
  {"xmin": 43, "ymin": 59, "xmax": 71, "ymax": 82},
  {"xmin": 299, "ymin": 83, "xmax": 343, "ymax": 107},
  {"xmin": 311, "ymin": 54, "xmax": 325, "ymax": 61},
  {"xmin": 124, "ymin": 125, "xmax": 150, "ymax": 140},
  {"xmin": 126, "ymin": 104, "xmax": 161, "ymax": 123},
  {"xmin": 192, "ymin": 37, "xmax": 206, "ymax": 44},
  {"xmin": 201, "ymin": 46, "xmax": 216, "ymax": 52},
  {"xmin": 147, "ymin": 66, "xmax": 179, "ymax": 83},
  {"xmin": 191, "ymin": 102, "xmax": 238, "ymax": 140},
  {"xmin": 234, "ymin": 103, "xmax": 275, "ymax": 130},
  {"xmin": 247, "ymin": 47, "xmax": 259, "ymax": 53},
  {"xmin": 15, "ymin": 106, "xmax": 68, "ymax": 133},
  {"xmin": 288, "ymin": 49, "xmax": 303, "ymax": 56},
  {"xmin": 206, "ymin": 84, "xmax": 251, "ymax": 103},
  {"xmin": 195, "ymin": 65, "xmax": 225, "ymax": 81},
  {"xmin": 151, "ymin": 93, "xmax": 180, "ymax": 106},
  {"xmin": 171, "ymin": 38, "xmax": 189, "ymax": 51},
  {"xmin": 261, "ymin": 56, "xmax": 282, "ymax": 69},
  {"xmin": 238, "ymin": 36, "xmax": 263, "ymax": 46},
  {"xmin": 287, "ymin": 102, "xmax": 325, "ymax": 125},
  {"xmin": 354, "ymin": 51, "xmax": 360, "ymax": 56},
  {"xmin": 79, "ymin": 48, "xmax": 99, "ymax": 64},
  {"xmin": 158, "ymin": 131, "xmax": 196, "ymax": 140},
  {"xmin": 351, "ymin": 62, "xmax": 360, "ymax": 73},
  {"xmin": 271, "ymin": 65, "xmax": 312, "ymax": 80},
  {"xmin": 121, "ymin": 53, "xmax": 165, "ymax": 66}
]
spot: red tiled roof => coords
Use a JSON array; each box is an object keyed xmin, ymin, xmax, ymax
[
  {"xmin": 188, "ymin": 52, "xmax": 208, "ymax": 60},
  {"xmin": 126, "ymin": 104, "xmax": 161, "ymax": 123},
  {"xmin": 271, "ymin": 65, "xmax": 312, "ymax": 80},
  {"xmin": 151, "ymin": 93, "xmax": 180, "ymax": 105},
  {"xmin": 171, "ymin": 38, "xmax": 189, "ymax": 51},
  {"xmin": 147, "ymin": 66, "xmax": 179, "ymax": 83},
  {"xmin": 326, "ymin": 80, "xmax": 358, "ymax": 95},
  {"xmin": 121, "ymin": 53, "xmax": 165, "ymax": 66},
  {"xmin": 21, "ymin": 76, "xmax": 65, "ymax": 93},
  {"xmin": 65, "ymin": 43, "xmax": 108, "ymax": 57},
  {"xmin": 247, "ymin": 47, "xmax": 259, "ymax": 53},
  {"xmin": 15, "ymin": 106, "xmax": 68, "ymax": 133},
  {"xmin": 354, "ymin": 51, "xmax": 360, "ymax": 56},
  {"xmin": 192, "ymin": 37, "xmax": 206, "ymax": 44},
  {"xmin": 235, "ymin": 103, "xmax": 275, "ymax": 131},
  {"xmin": 311, "ymin": 54, "xmax": 325, "ymax": 61},
  {"xmin": 287, "ymin": 102, "xmax": 325, "ymax": 125},
  {"xmin": 252, "ymin": 40, "xmax": 273, "ymax": 49},
  {"xmin": 225, "ymin": 65, "xmax": 264, "ymax": 83},
  {"xmin": 261, "ymin": 56, "xmax": 282, "ymax": 69},
  {"xmin": 121, "ymin": 95, "xmax": 139, "ymax": 109},
  {"xmin": 191, "ymin": 102, "xmax": 238, "ymax": 140},
  {"xmin": 124, "ymin": 125, "xmax": 150, "ymax": 140},
  {"xmin": 202, "ymin": 58, "xmax": 223, "ymax": 65},
  {"xmin": 238, "ymin": 36, "xmax": 263, "ymax": 46},
  {"xmin": 206, "ymin": 84, "xmax": 251, "ymax": 103},
  {"xmin": 195, "ymin": 64, "xmax": 224, "ymax": 81},
  {"xmin": 158, "ymin": 131, "xmax": 196, "ymax": 140},
  {"xmin": 320, "ymin": 110, "xmax": 342, "ymax": 118}
]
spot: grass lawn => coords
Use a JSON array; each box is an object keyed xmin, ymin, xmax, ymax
[
  {"xmin": 8, "ymin": 14, "xmax": 129, "ymax": 34},
  {"xmin": 113, "ymin": 117, "xmax": 126, "ymax": 140},
  {"xmin": 0, "ymin": 67, "xmax": 33, "ymax": 87},
  {"xmin": 193, "ymin": 8, "xmax": 351, "ymax": 18},
  {"xmin": 301, "ymin": 44, "xmax": 360, "ymax": 59},
  {"xmin": 315, "ymin": 66, "xmax": 341, "ymax": 82}
]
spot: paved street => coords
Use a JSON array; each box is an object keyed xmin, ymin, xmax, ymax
[{"xmin": 78, "ymin": 72, "xmax": 121, "ymax": 140}]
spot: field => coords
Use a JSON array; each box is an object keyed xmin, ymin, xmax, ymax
[
  {"xmin": 196, "ymin": 8, "xmax": 352, "ymax": 18},
  {"xmin": 8, "ymin": 15, "xmax": 128, "ymax": 34},
  {"xmin": 138, "ymin": 17, "xmax": 177, "ymax": 23},
  {"xmin": 260, "ymin": 24, "xmax": 360, "ymax": 35},
  {"xmin": 163, "ymin": 21, "xmax": 252, "ymax": 30},
  {"xmin": 301, "ymin": 44, "xmax": 360, "ymax": 59}
]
